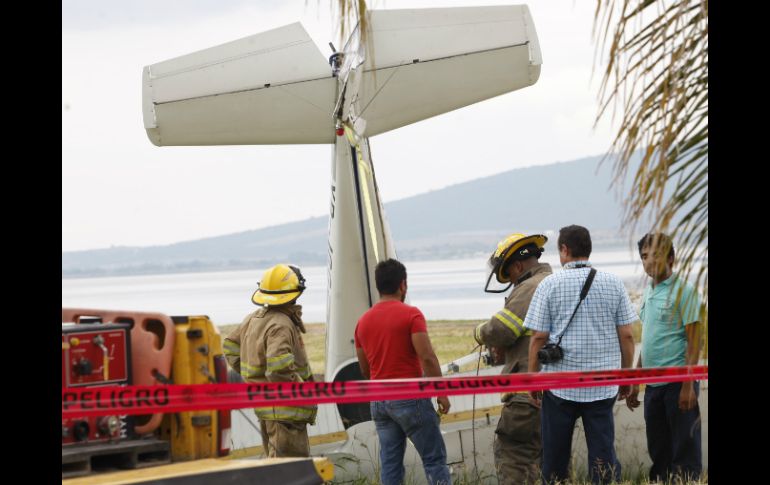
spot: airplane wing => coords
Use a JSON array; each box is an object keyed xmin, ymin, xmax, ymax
[
  {"xmin": 352, "ymin": 5, "xmax": 542, "ymax": 136},
  {"xmin": 142, "ymin": 5, "xmax": 541, "ymax": 146},
  {"xmin": 142, "ymin": 23, "xmax": 336, "ymax": 146}
]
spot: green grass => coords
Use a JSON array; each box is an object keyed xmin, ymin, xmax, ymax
[
  {"xmin": 327, "ymin": 464, "xmax": 707, "ymax": 485},
  {"xmin": 330, "ymin": 461, "xmax": 707, "ymax": 485}
]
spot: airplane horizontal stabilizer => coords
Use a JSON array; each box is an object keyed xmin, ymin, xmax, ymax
[
  {"xmin": 142, "ymin": 5, "xmax": 541, "ymax": 146},
  {"xmin": 143, "ymin": 23, "xmax": 335, "ymax": 146},
  {"xmin": 357, "ymin": 5, "xmax": 541, "ymax": 136}
]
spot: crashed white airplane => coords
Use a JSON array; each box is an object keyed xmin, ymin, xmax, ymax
[{"xmin": 142, "ymin": 4, "xmax": 706, "ymax": 481}]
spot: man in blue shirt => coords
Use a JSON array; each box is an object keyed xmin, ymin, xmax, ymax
[
  {"xmin": 626, "ymin": 233, "xmax": 703, "ymax": 482},
  {"xmin": 525, "ymin": 225, "xmax": 637, "ymax": 485}
]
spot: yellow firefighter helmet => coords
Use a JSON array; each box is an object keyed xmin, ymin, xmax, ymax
[
  {"xmin": 484, "ymin": 233, "xmax": 547, "ymax": 293},
  {"xmin": 252, "ymin": 264, "xmax": 306, "ymax": 306}
]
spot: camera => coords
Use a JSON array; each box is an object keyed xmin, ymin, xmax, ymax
[{"xmin": 537, "ymin": 343, "xmax": 563, "ymax": 364}]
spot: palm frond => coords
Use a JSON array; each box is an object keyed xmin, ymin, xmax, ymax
[
  {"xmin": 334, "ymin": 0, "xmax": 369, "ymax": 49},
  {"xmin": 593, "ymin": 0, "xmax": 708, "ymax": 339}
]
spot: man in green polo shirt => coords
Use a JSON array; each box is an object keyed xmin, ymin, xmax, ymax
[{"xmin": 626, "ymin": 233, "xmax": 703, "ymax": 483}]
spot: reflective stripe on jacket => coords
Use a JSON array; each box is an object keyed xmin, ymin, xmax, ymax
[
  {"xmin": 476, "ymin": 262, "xmax": 553, "ymax": 402},
  {"xmin": 224, "ymin": 304, "xmax": 317, "ymax": 423}
]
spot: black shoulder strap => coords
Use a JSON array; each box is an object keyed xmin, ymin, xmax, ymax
[
  {"xmin": 580, "ymin": 268, "xmax": 597, "ymax": 300},
  {"xmin": 555, "ymin": 268, "xmax": 596, "ymax": 346}
]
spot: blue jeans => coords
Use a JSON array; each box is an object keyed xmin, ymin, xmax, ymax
[
  {"xmin": 371, "ymin": 398, "xmax": 451, "ymax": 485},
  {"xmin": 644, "ymin": 382, "xmax": 702, "ymax": 482},
  {"xmin": 541, "ymin": 391, "xmax": 620, "ymax": 485}
]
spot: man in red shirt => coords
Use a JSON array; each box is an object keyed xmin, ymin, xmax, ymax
[{"xmin": 355, "ymin": 258, "xmax": 451, "ymax": 485}]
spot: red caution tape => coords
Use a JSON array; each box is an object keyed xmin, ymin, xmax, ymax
[{"xmin": 62, "ymin": 365, "xmax": 707, "ymax": 418}]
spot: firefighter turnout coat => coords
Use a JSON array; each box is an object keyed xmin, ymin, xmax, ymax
[
  {"xmin": 224, "ymin": 304, "xmax": 317, "ymax": 423},
  {"xmin": 475, "ymin": 262, "xmax": 553, "ymax": 402}
]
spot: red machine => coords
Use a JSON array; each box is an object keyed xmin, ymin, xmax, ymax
[{"xmin": 62, "ymin": 322, "xmax": 133, "ymax": 445}]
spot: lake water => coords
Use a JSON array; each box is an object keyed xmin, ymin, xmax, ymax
[{"xmin": 62, "ymin": 250, "xmax": 664, "ymax": 324}]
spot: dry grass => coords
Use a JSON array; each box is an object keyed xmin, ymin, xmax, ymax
[
  {"xmin": 219, "ymin": 320, "xmax": 484, "ymax": 379},
  {"xmin": 218, "ymin": 319, "xmax": 646, "ymax": 380},
  {"xmin": 426, "ymin": 320, "xmax": 486, "ymax": 361},
  {"xmin": 302, "ymin": 322, "xmax": 327, "ymax": 375}
]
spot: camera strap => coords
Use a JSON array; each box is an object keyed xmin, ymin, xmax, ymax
[{"xmin": 554, "ymin": 268, "xmax": 596, "ymax": 347}]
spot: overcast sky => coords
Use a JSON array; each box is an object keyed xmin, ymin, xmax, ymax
[{"xmin": 62, "ymin": 0, "xmax": 617, "ymax": 252}]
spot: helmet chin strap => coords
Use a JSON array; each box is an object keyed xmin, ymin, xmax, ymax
[
  {"xmin": 484, "ymin": 270, "xmax": 512, "ymax": 294},
  {"xmin": 484, "ymin": 236, "xmax": 546, "ymax": 293},
  {"xmin": 288, "ymin": 265, "xmax": 307, "ymax": 292}
]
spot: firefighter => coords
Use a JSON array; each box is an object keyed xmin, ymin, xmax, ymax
[
  {"xmin": 476, "ymin": 233, "xmax": 552, "ymax": 485},
  {"xmin": 223, "ymin": 264, "xmax": 317, "ymax": 457}
]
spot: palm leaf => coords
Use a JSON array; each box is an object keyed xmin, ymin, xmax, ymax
[{"xmin": 594, "ymin": 0, "xmax": 708, "ymax": 351}]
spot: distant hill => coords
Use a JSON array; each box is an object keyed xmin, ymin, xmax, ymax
[{"xmin": 62, "ymin": 153, "xmax": 642, "ymax": 277}]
